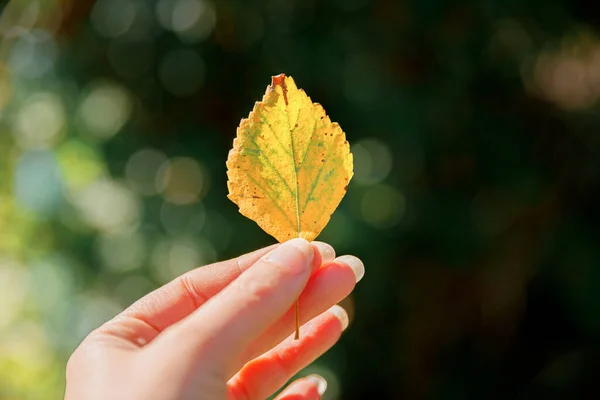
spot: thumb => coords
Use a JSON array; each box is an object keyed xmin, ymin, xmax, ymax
[{"xmin": 159, "ymin": 238, "xmax": 319, "ymax": 369}]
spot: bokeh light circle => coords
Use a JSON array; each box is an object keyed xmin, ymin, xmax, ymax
[
  {"xmin": 96, "ymin": 231, "xmax": 146, "ymax": 272},
  {"xmin": 156, "ymin": 157, "xmax": 209, "ymax": 204},
  {"xmin": 360, "ymin": 184, "xmax": 405, "ymax": 229},
  {"xmin": 78, "ymin": 81, "xmax": 133, "ymax": 140},
  {"xmin": 125, "ymin": 148, "xmax": 169, "ymax": 196},
  {"xmin": 157, "ymin": 0, "xmax": 216, "ymax": 43},
  {"xmin": 71, "ymin": 179, "xmax": 141, "ymax": 234},
  {"xmin": 14, "ymin": 92, "xmax": 65, "ymax": 149},
  {"xmin": 352, "ymin": 138, "xmax": 393, "ymax": 185}
]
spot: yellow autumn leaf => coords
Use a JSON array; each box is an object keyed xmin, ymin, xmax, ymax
[{"xmin": 226, "ymin": 74, "xmax": 353, "ymax": 243}]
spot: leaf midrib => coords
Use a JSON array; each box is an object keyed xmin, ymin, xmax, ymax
[{"xmin": 287, "ymin": 107, "xmax": 301, "ymax": 237}]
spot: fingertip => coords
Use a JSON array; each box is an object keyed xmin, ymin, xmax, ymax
[
  {"xmin": 286, "ymin": 238, "xmax": 313, "ymax": 257},
  {"xmin": 274, "ymin": 376, "xmax": 326, "ymax": 399},
  {"xmin": 264, "ymin": 238, "xmax": 314, "ymax": 276},
  {"xmin": 311, "ymin": 241, "xmax": 336, "ymax": 263},
  {"xmin": 334, "ymin": 255, "xmax": 364, "ymax": 283},
  {"xmin": 328, "ymin": 304, "xmax": 349, "ymax": 331},
  {"xmin": 305, "ymin": 374, "xmax": 328, "ymax": 396}
]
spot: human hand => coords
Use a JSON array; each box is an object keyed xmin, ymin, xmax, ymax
[{"xmin": 65, "ymin": 238, "xmax": 364, "ymax": 400}]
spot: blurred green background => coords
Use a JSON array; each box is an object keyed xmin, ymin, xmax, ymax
[{"xmin": 2, "ymin": 0, "xmax": 600, "ymax": 398}]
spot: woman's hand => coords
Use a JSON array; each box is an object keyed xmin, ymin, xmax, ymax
[{"xmin": 65, "ymin": 238, "xmax": 364, "ymax": 400}]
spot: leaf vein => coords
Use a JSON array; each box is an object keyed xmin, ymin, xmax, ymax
[
  {"xmin": 259, "ymin": 114, "xmax": 292, "ymax": 158},
  {"xmin": 314, "ymin": 185, "xmax": 337, "ymax": 228},
  {"xmin": 286, "ymin": 103, "xmax": 301, "ymax": 236},
  {"xmin": 245, "ymin": 130, "xmax": 295, "ymax": 196},
  {"xmin": 242, "ymin": 171, "xmax": 296, "ymax": 230},
  {"xmin": 296, "ymin": 115, "xmax": 318, "ymax": 171},
  {"xmin": 301, "ymin": 139, "xmax": 336, "ymax": 214}
]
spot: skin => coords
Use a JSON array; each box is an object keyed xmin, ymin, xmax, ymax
[{"xmin": 65, "ymin": 238, "xmax": 363, "ymax": 400}]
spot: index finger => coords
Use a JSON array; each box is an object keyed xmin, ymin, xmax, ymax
[{"xmin": 98, "ymin": 242, "xmax": 334, "ymax": 345}]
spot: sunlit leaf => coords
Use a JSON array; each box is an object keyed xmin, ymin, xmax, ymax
[{"xmin": 226, "ymin": 74, "xmax": 353, "ymax": 243}]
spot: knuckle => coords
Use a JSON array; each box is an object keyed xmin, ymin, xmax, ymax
[{"xmin": 177, "ymin": 274, "xmax": 208, "ymax": 309}]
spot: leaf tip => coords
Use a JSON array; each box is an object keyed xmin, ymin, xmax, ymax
[
  {"xmin": 270, "ymin": 73, "xmax": 290, "ymax": 105},
  {"xmin": 271, "ymin": 73, "xmax": 287, "ymax": 87}
]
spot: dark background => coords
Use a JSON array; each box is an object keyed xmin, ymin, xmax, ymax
[{"xmin": 1, "ymin": 0, "xmax": 600, "ymax": 398}]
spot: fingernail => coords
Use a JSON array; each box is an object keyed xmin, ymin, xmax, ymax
[
  {"xmin": 335, "ymin": 255, "xmax": 364, "ymax": 282},
  {"xmin": 329, "ymin": 304, "xmax": 349, "ymax": 331},
  {"xmin": 264, "ymin": 238, "xmax": 313, "ymax": 275},
  {"xmin": 312, "ymin": 241, "xmax": 336, "ymax": 263},
  {"xmin": 306, "ymin": 374, "xmax": 328, "ymax": 395}
]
